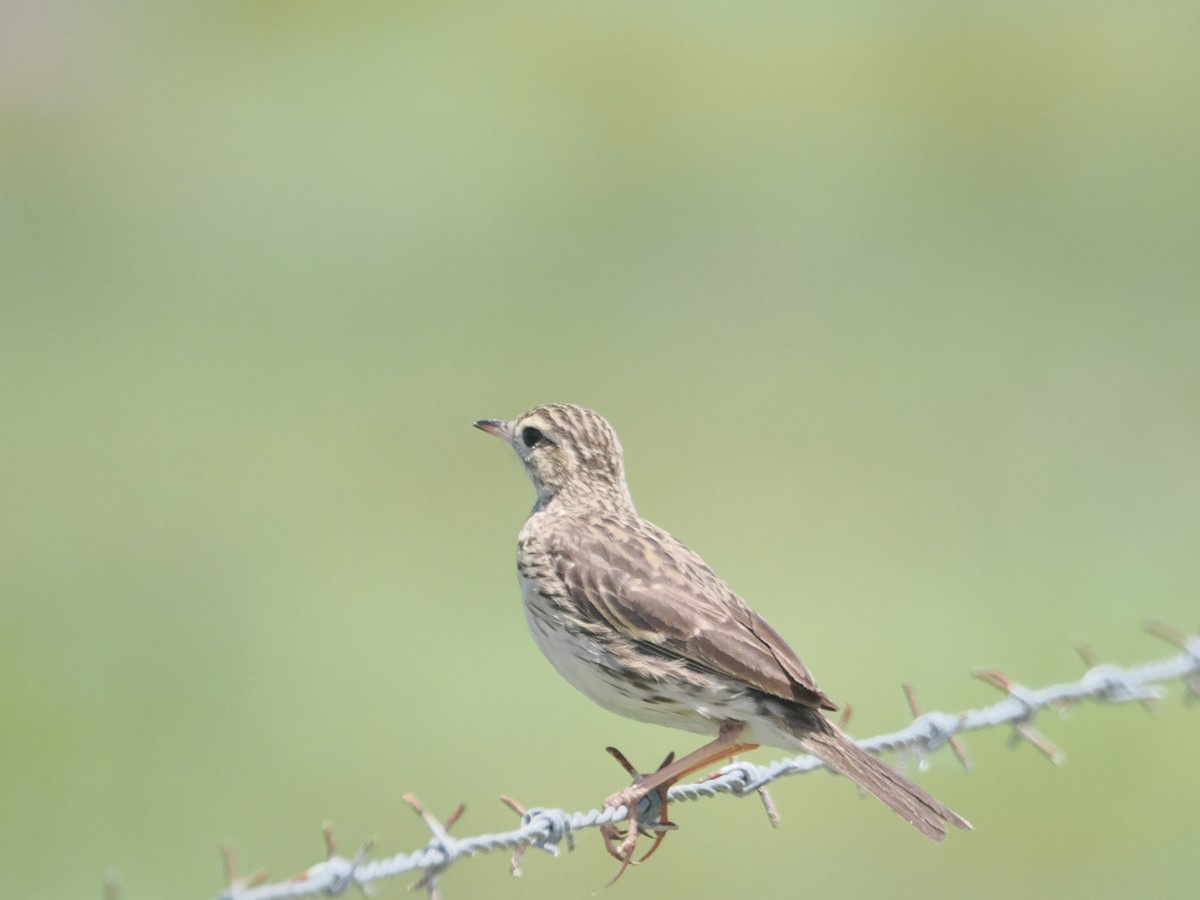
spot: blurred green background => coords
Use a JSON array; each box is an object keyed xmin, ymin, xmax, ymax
[{"xmin": 3, "ymin": 2, "xmax": 1198, "ymax": 898}]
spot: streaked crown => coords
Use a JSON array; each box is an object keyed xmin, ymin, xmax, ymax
[{"xmin": 475, "ymin": 403, "xmax": 633, "ymax": 510}]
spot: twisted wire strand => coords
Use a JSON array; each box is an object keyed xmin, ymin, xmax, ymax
[{"xmin": 212, "ymin": 626, "xmax": 1199, "ymax": 900}]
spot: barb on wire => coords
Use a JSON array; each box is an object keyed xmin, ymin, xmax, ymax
[{"xmin": 209, "ymin": 622, "xmax": 1199, "ymax": 900}]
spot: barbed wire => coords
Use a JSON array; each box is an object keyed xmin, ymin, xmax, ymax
[{"xmin": 211, "ymin": 621, "xmax": 1199, "ymax": 900}]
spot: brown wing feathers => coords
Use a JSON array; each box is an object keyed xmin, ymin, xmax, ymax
[{"xmin": 553, "ymin": 515, "xmax": 835, "ymax": 710}]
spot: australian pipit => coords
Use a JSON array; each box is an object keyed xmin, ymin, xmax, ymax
[{"xmin": 475, "ymin": 403, "xmax": 969, "ymax": 867}]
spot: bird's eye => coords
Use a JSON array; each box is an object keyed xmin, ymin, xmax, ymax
[{"xmin": 521, "ymin": 426, "xmax": 547, "ymax": 448}]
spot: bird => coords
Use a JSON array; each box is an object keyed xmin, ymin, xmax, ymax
[{"xmin": 474, "ymin": 403, "xmax": 969, "ymax": 869}]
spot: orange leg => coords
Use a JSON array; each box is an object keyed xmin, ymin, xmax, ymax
[
  {"xmin": 600, "ymin": 721, "xmax": 759, "ymax": 880},
  {"xmin": 604, "ymin": 747, "xmax": 677, "ymax": 863}
]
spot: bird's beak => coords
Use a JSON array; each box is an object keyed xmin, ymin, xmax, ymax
[{"xmin": 473, "ymin": 419, "xmax": 511, "ymax": 441}]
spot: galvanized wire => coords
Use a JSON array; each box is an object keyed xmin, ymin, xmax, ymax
[{"xmin": 211, "ymin": 623, "xmax": 1199, "ymax": 900}]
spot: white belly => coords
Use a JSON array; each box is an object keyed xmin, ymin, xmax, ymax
[{"xmin": 517, "ymin": 572, "xmax": 754, "ymax": 737}]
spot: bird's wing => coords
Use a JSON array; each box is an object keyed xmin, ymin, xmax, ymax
[{"xmin": 548, "ymin": 514, "xmax": 836, "ymax": 711}]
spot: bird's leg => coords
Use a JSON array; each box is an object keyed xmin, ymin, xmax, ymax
[
  {"xmin": 600, "ymin": 722, "xmax": 759, "ymax": 880},
  {"xmin": 601, "ymin": 748, "xmax": 677, "ymax": 868}
]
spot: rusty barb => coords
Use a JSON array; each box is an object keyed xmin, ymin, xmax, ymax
[{"xmin": 209, "ymin": 622, "xmax": 1199, "ymax": 900}]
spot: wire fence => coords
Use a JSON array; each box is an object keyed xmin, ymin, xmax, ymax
[{"xmin": 211, "ymin": 621, "xmax": 1199, "ymax": 900}]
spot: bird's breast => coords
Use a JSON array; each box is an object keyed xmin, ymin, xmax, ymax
[{"xmin": 515, "ymin": 565, "xmax": 759, "ymax": 737}]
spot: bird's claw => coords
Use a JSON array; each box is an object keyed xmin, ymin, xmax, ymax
[{"xmin": 599, "ymin": 748, "xmax": 679, "ymax": 882}]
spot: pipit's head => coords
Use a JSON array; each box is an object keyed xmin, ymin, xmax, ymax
[{"xmin": 474, "ymin": 403, "xmax": 632, "ymax": 509}]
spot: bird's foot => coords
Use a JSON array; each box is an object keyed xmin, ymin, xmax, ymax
[{"xmin": 599, "ymin": 747, "xmax": 679, "ymax": 882}]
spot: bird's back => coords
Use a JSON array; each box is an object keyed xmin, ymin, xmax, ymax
[{"xmin": 520, "ymin": 505, "xmax": 837, "ymax": 717}]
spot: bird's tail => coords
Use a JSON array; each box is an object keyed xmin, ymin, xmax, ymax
[{"xmin": 800, "ymin": 721, "xmax": 971, "ymax": 841}]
